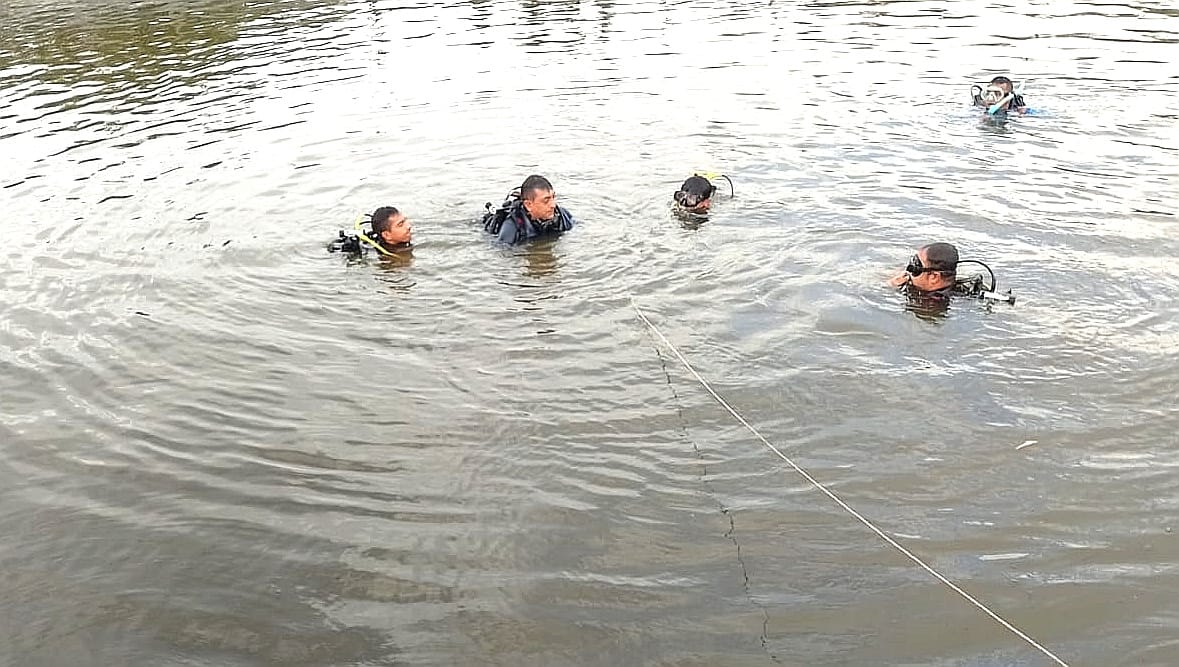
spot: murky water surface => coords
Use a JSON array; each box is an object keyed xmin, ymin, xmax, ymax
[{"xmin": 2, "ymin": 0, "xmax": 1178, "ymax": 664}]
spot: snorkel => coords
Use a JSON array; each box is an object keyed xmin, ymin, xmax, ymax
[
  {"xmin": 987, "ymin": 89, "xmax": 1015, "ymax": 115},
  {"xmin": 706, "ymin": 173, "xmax": 734, "ymax": 198}
]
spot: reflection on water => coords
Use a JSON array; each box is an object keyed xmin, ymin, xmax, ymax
[
  {"xmin": 900, "ymin": 291, "xmax": 953, "ymax": 320},
  {"xmin": 672, "ymin": 207, "xmax": 710, "ymax": 230},
  {"xmin": 518, "ymin": 237, "xmax": 562, "ymax": 279},
  {"xmin": 374, "ymin": 251, "xmax": 416, "ymax": 291},
  {"xmin": 976, "ymin": 114, "xmax": 1017, "ymax": 134},
  {"xmin": 2, "ymin": 0, "xmax": 1179, "ymax": 664}
]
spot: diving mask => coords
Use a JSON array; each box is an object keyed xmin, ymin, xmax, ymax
[
  {"xmin": 906, "ymin": 254, "xmax": 956, "ymax": 276},
  {"xmin": 674, "ymin": 191, "xmax": 707, "ymax": 209},
  {"xmin": 981, "ymin": 85, "xmax": 1007, "ymax": 105}
]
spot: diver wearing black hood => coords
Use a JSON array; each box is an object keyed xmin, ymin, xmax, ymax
[{"xmin": 672, "ymin": 173, "xmax": 734, "ymax": 221}]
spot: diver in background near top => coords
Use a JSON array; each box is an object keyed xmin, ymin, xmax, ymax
[
  {"xmin": 672, "ymin": 173, "xmax": 734, "ymax": 223},
  {"xmin": 673, "ymin": 175, "xmax": 716, "ymax": 216},
  {"xmin": 972, "ymin": 75, "xmax": 1027, "ymax": 114}
]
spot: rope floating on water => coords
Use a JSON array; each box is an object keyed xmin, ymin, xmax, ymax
[{"xmin": 630, "ymin": 298, "xmax": 1069, "ymax": 667}]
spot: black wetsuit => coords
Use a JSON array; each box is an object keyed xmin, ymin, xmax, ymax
[{"xmin": 484, "ymin": 198, "xmax": 576, "ymax": 245}]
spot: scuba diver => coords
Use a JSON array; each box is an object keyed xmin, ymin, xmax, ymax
[
  {"xmin": 971, "ymin": 76, "xmax": 1027, "ymax": 115},
  {"xmin": 328, "ymin": 206, "xmax": 413, "ymax": 257},
  {"xmin": 888, "ymin": 242, "xmax": 1015, "ymax": 305},
  {"xmin": 482, "ymin": 174, "xmax": 576, "ymax": 245},
  {"xmin": 672, "ymin": 173, "xmax": 734, "ymax": 220}
]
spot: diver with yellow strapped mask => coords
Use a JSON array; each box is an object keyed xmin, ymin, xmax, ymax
[
  {"xmin": 971, "ymin": 76, "xmax": 1027, "ymax": 115},
  {"xmin": 328, "ymin": 206, "xmax": 413, "ymax": 257},
  {"xmin": 672, "ymin": 173, "xmax": 734, "ymax": 223}
]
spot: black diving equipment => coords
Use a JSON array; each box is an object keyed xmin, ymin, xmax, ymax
[
  {"xmin": 328, "ymin": 229, "xmax": 364, "ymax": 254},
  {"xmin": 327, "ymin": 216, "xmax": 402, "ymax": 257},
  {"xmin": 483, "ymin": 189, "xmax": 521, "ymax": 235},
  {"xmin": 483, "ymin": 188, "xmax": 568, "ymax": 234},
  {"xmin": 906, "ymin": 255, "xmax": 1015, "ymax": 305}
]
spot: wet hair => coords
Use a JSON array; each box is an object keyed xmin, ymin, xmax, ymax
[
  {"xmin": 520, "ymin": 175, "xmax": 554, "ymax": 201},
  {"xmin": 674, "ymin": 175, "xmax": 715, "ymax": 208},
  {"xmin": 370, "ymin": 206, "xmax": 400, "ymax": 235},
  {"xmin": 990, "ymin": 76, "xmax": 1013, "ymax": 88},
  {"xmin": 921, "ymin": 242, "xmax": 959, "ymax": 276}
]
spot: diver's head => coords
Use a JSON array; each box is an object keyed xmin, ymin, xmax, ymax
[
  {"xmin": 905, "ymin": 242, "xmax": 959, "ymax": 291},
  {"xmin": 371, "ymin": 206, "xmax": 412, "ymax": 246},
  {"xmin": 520, "ymin": 174, "xmax": 557, "ymax": 223},
  {"xmin": 989, "ymin": 76, "xmax": 1014, "ymax": 95},
  {"xmin": 673, "ymin": 175, "xmax": 715, "ymax": 214},
  {"xmin": 982, "ymin": 76, "xmax": 1015, "ymax": 109}
]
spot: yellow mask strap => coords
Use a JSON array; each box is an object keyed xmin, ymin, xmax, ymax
[{"xmin": 354, "ymin": 214, "xmax": 397, "ymax": 257}]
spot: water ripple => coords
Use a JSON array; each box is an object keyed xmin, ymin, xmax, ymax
[{"xmin": 2, "ymin": 0, "xmax": 1178, "ymax": 664}]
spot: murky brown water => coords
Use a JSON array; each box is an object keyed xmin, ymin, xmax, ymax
[{"xmin": 2, "ymin": 0, "xmax": 1178, "ymax": 664}]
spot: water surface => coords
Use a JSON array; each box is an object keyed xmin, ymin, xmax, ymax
[{"xmin": 2, "ymin": 0, "xmax": 1178, "ymax": 664}]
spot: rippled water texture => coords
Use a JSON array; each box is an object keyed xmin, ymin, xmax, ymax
[{"xmin": 2, "ymin": 0, "xmax": 1178, "ymax": 664}]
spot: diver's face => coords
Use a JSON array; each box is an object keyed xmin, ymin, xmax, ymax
[
  {"xmin": 982, "ymin": 83, "xmax": 1011, "ymax": 108},
  {"xmin": 522, "ymin": 188, "xmax": 557, "ymax": 222},
  {"xmin": 907, "ymin": 247, "xmax": 954, "ymax": 290},
  {"xmin": 686, "ymin": 196, "xmax": 710, "ymax": 214},
  {"xmin": 379, "ymin": 212, "xmax": 412, "ymax": 245},
  {"xmin": 676, "ymin": 191, "xmax": 711, "ymax": 214}
]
